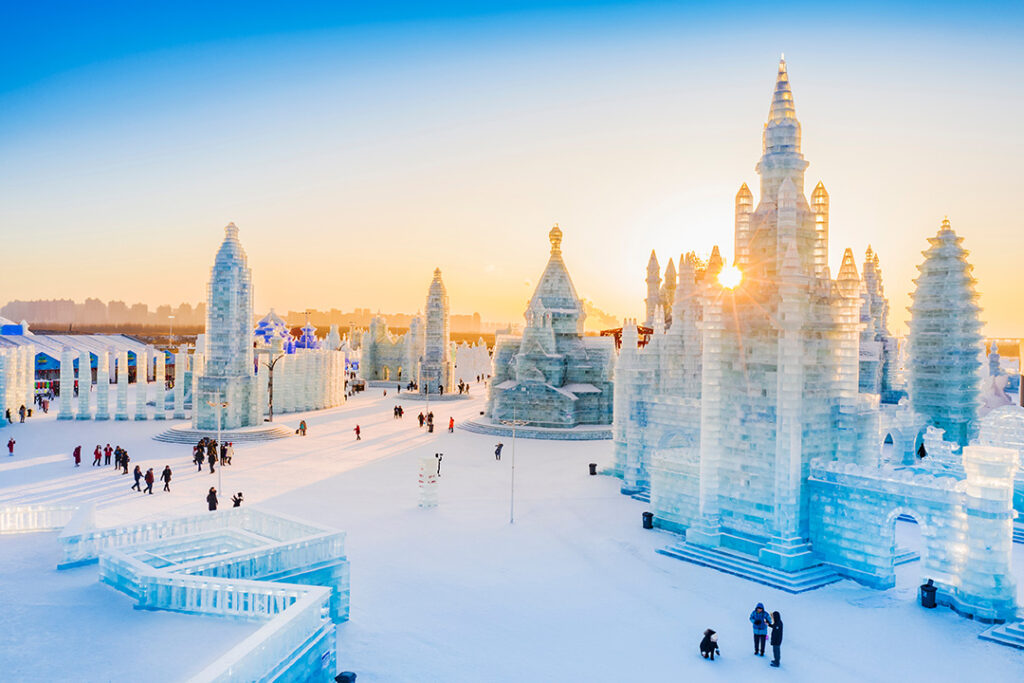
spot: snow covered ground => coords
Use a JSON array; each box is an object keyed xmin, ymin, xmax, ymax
[{"xmin": 1, "ymin": 388, "xmax": 1022, "ymax": 682}]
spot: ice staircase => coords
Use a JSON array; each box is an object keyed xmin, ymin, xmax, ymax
[
  {"xmin": 658, "ymin": 542, "xmax": 842, "ymax": 594},
  {"xmin": 979, "ymin": 620, "xmax": 1024, "ymax": 650},
  {"xmin": 630, "ymin": 491, "xmax": 650, "ymax": 503},
  {"xmin": 894, "ymin": 547, "xmax": 920, "ymax": 565},
  {"xmin": 1012, "ymin": 522, "xmax": 1024, "ymax": 545}
]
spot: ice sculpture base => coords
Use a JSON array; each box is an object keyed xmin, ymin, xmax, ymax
[
  {"xmin": 461, "ymin": 417, "xmax": 612, "ymax": 441},
  {"xmin": 758, "ymin": 536, "xmax": 818, "ymax": 573},
  {"xmin": 153, "ymin": 423, "xmax": 294, "ymax": 444}
]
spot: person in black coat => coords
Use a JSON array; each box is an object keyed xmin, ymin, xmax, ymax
[
  {"xmin": 231, "ymin": 492, "xmax": 243, "ymax": 507},
  {"xmin": 208, "ymin": 450, "xmax": 216, "ymax": 473},
  {"xmin": 769, "ymin": 611, "xmax": 783, "ymax": 667},
  {"xmin": 131, "ymin": 465, "xmax": 143, "ymax": 491},
  {"xmin": 700, "ymin": 629, "xmax": 720, "ymax": 661},
  {"xmin": 207, "ymin": 487, "xmax": 218, "ymax": 511},
  {"xmin": 160, "ymin": 466, "xmax": 172, "ymax": 492}
]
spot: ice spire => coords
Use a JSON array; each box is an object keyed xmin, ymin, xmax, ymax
[
  {"xmin": 769, "ymin": 56, "xmax": 797, "ymax": 123},
  {"xmin": 706, "ymin": 246, "xmax": 724, "ymax": 282},
  {"xmin": 549, "ymin": 223, "xmax": 563, "ymax": 256},
  {"xmin": 757, "ymin": 57, "xmax": 808, "ymax": 201},
  {"xmin": 645, "ymin": 250, "xmax": 662, "ymax": 327},
  {"xmin": 836, "ymin": 248, "xmax": 860, "ymax": 298}
]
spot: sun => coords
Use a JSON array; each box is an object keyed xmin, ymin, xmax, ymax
[{"xmin": 718, "ymin": 264, "xmax": 743, "ymax": 289}]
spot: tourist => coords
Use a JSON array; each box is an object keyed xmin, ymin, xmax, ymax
[
  {"xmin": 6, "ymin": 438, "xmax": 14, "ymax": 456},
  {"xmin": 73, "ymin": 445, "xmax": 82, "ymax": 467},
  {"xmin": 19, "ymin": 404, "xmax": 26, "ymax": 422},
  {"xmin": 121, "ymin": 450, "xmax": 130, "ymax": 474},
  {"xmin": 144, "ymin": 468, "xmax": 155, "ymax": 495},
  {"xmin": 700, "ymin": 629, "xmax": 720, "ymax": 661},
  {"xmin": 495, "ymin": 443, "xmax": 503, "ymax": 461},
  {"xmin": 131, "ymin": 465, "xmax": 143, "ymax": 491},
  {"xmin": 769, "ymin": 611, "xmax": 783, "ymax": 667},
  {"xmin": 160, "ymin": 465, "xmax": 172, "ymax": 492},
  {"xmin": 104, "ymin": 443, "xmax": 113, "ymax": 465},
  {"xmin": 92, "ymin": 445, "xmax": 102, "ymax": 466},
  {"xmin": 4, "ymin": 408, "xmax": 11, "ymax": 424},
  {"xmin": 448, "ymin": 416, "xmax": 454, "ymax": 433},
  {"xmin": 231, "ymin": 492, "xmax": 244, "ymax": 507},
  {"xmin": 298, "ymin": 420, "xmax": 307, "ymax": 436},
  {"xmin": 435, "ymin": 453, "xmax": 443, "ymax": 476},
  {"xmin": 194, "ymin": 448, "xmax": 204, "ymax": 472},
  {"xmin": 418, "ymin": 413, "xmax": 425, "ymax": 428},
  {"xmin": 219, "ymin": 441, "xmax": 227, "ymax": 465},
  {"xmin": 750, "ymin": 603, "xmax": 771, "ymax": 656},
  {"xmin": 224, "ymin": 443, "xmax": 233, "ymax": 465},
  {"xmin": 207, "ymin": 487, "xmax": 218, "ymax": 511},
  {"xmin": 208, "ymin": 450, "xmax": 216, "ymax": 474},
  {"xmin": 354, "ymin": 424, "xmax": 361, "ymax": 441},
  {"xmin": 396, "ymin": 383, "xmax": 401, "ymax": 394}
]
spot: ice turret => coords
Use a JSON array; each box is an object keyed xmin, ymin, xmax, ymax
[
  {"xmin": 706, "ymin": 246, "xmax": 724, "ymax": 284},
  {"xmin": 645, "ymin": 250, "xmax": 661, "ymax": 327},
  {"xmin": 756, "ymin": 56, "xmax": 809, "ymax": 201},
  {"xmin": 420, "ymin": 268, "xmax": 453, "ymax": 395},
  {"xmin": 907, "ymin": 218, "xmax": 983, "ymax": 448},
  {"xmin": 734, "ymin": 183, "xmax": 754, "ymax": 268}
]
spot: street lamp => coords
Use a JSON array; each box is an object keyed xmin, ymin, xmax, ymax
[
  {"xmin": 207, "ymin": 399, "xmax": 229, "ymax": 494},
  {"xmin": 499, "ymin": 404, "xmax": 528, "ymax": 525},
  {"xmin": 167, "ymin": 314, "xmax": 175, "ymax": 348},
  {"xmin": 261, "ymin": 352, "xmax": 285, "ymax": 421}
]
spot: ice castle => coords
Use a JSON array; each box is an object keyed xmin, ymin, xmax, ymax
[
  {"xmin": 418, "ymin": 268, "xmax": 454, "ymax": 396},
  {"xmin": 612, "ymin": 59, "xmax": 1019, "ymax": 623},
  {"xmin": 482, "ymin": 226, "xmax": 615, "ymax": 434},
  {"xmin": 193, "ymin": 223, "xmax": 259, "ymax": 430}
]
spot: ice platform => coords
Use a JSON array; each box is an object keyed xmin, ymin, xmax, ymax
[
  {"xmin": 461, "ymin": 416, "xmax": 612, "ymax": 440},
  {"xmin": 153, "ymin": 423, "xmax": 294, "ymax": 444},
  {"xmin": 658, "ymin": 541, "xmax": 842, "ymax": 593}
]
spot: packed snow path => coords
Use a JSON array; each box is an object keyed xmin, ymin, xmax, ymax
[{"xmin": 0, "ymin": 389, "xmax": 1022, "ymax": 681}]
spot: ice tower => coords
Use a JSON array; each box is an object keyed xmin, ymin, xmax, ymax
[
  {"xmin": 419, "ymin": 268, "xmax": 454, "ymax": 395},
  {"xmin": 193, "ymin": 223, "xmax": 258, "ymax": 430},
  {"xmin": 907, "ymin": 218, "xmax": 983, "ymax": 449}
]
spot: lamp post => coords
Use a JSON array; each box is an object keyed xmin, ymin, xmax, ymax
[
  {"xmin": 500, "ymin": 405, "xmax": 528, "ymax": 525},
  {"xmin": 207, "ymin": 399, "xmax": 229, "ymax": 494},
  {"xmin": 262, "ymin": 353, "xmax": 285, "ymax": 421},
  {"xmin": 167, "ymin": 314, "xmax": 175, "ymax": 349}
]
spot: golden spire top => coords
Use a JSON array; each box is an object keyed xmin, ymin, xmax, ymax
[
  {"xmin": 769, "ymin": 55, "xmax": 796, "ymax": 123},
  {"xmin": 549, "ymin": 223, "xmax": 563, "ymax": 255}
]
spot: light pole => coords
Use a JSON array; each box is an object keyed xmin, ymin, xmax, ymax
[
  {"xmin": 207, "ymin": 399, "xmax": 229, "ymax": 495},
  {"xmin": 261, "ymin": 353, "xmax": 285, "ymax": 421},
  {"xmin": 167, "ymin": 314, "xmax": 175, "ymax": 349},
  {"xmin": 500, "ymin": 405, "xmax": 527, "ymax": 525}
]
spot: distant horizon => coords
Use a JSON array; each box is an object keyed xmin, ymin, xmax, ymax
[{"xmin": 2, "ymin": 3, "xmax": 1023, "ymax": 335}]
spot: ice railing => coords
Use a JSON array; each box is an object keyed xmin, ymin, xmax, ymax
[
  {"xmin": 0, "ymin": 504, "xmax": 78, "ymax": 534},
  {"xmin": 62, "ymin": 507, "xmax": 346, "ymax": 683}
]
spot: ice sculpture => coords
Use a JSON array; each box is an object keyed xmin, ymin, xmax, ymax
[
  {"xmin": 419, "ymin": 268, "xmax": 454, "ymax": 395},
  {"xmin": 94, "ymin": 351, "xmax": 110, "ymax": 420},
  {"xmin": 0, "ymin": 345, "xmax": 34, "ymax": 427},
  {"xmin": 115, "ymin": 351, "xmax": 129, "ymax": 420},
  {"xmin": 419, "ymin": 453, "xmax": 439, "ymax": 507},
  {"xmin": 486, "ymin": 226, "xmax": 615, "ymax": 429},
  {"xmin": 134, "ymin": 351, "xmax": 148, "ymax": 420},
  {"xmin": 907, "ymin": 219, "xmax": 983, "ymax": 449},
  {"xmin": 173, "ymin": 347, "xmax": 187, "ymax": 419},
  {"xmin": 360, "ymin": 316, "xmax": 421, "ymax": 383},
  {"xmin": 153, "ymin": 350, "xmax": 166, "ymax": 419},
  {"xmin": 193, "ymin": 223, "xmax": 259, "ymax": 430},
  {"xmin": 75, "ymin": 349, "xmax": 91, "ymax": 419},
  {"xmin": 58, "ymin": 347, "xmax": 75, "ymax": 420}
]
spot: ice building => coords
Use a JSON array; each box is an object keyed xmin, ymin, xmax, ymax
[
  {"xmin": 360, "ymin": 316, "xmax": 423, "ymax": 383},
  {"xmin": 193, "ymin": 223, "xmax": 259, "ymax": 430},
  {"xmin": 907, "ymin": 219, "xmax": 983, "ymax": 449},
  {"xmin": 859, "ymin": 247, "xmax": 902, "ymax": 402},
  {"xmin": 419, "ymin": 268, "xmax": 454, "ymax": 395},
  {"xmin": 612, "ymin": 59, "xmax": 1019, "ymax": 625},
  {"xmin": 453, "ymin": 339, "xmax": 491, "ymax": 384},
  {"xmin": 0, "ymin": 344, "xmax": 34, "ymax": 427},
  {"xmin": 482, "ymin": 226, "xmax": 615, "ymax": 433}
]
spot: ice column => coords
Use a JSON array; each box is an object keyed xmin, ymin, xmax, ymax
[
  {"xmin": 95, "ymin": 351, "xmax": 110, "ymax": 420},
  {"xmin": 688, "ymin": 293, "xmax": 724, "ymax": 547},
  {"xmin": 418, "ymin": 453, "xmax": 439, "ymax": 508},
  {"xmin": 957, "ymin": 445, "xmax": 1019, "ymax": 622},
  {"xmin": 58, "ymin": 347, "xmax": 75, "ymax": 420},
  {"xmin": 135, "ymin": 351, "xmax": 149, "ymax": 420},
  {"xmin": 115, "ymin": 351, "xmax": 129, "ymax": 420},
  {"xmin": 21, "ymin": 346, "xmax": 33, "ymax": 414},
  {"xmin": 153, "ymin": 351, "xmax": 166, "ymax": 420},
  {"xmin": 76, "ymin": 349, "xmax": 92, "ymax": 419},
  {"xmin": 173, "ymin": 348, "xmax": 187, "ymax": 419}
]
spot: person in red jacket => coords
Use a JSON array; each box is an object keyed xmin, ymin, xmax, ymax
[
  {"xmin": 92, "ymin": 445, "xmax": 102, "ymax": 466},
  {"xmin": 448, "ymin": 417, "xmax": 455, "ymax": 433},
  {"xmin": 144, "ymin": 468, "xmax": 155, "ymax": 495},
  {"xmin": 73, "ymin": 445, "xmax": 82, "ymax": 467},
  {"xmin": 6, "ymin": 438, "xmax": 14, "ymax": 456},
  {"xmin": 103, "ymin": 443, "xmax": 113, "ymax": 465},
  {"xmin": 354, "ymin": 425, "xmax": 361, "ymax": 441}
]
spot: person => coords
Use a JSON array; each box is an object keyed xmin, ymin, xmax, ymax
[
  {"xmin": 219, "ymin": 441, "xmax": 227, "ymax": 465},
  {"xmin": 224, "ymin": 443, "xmax": 233, "ymax": 465},
  {"xmin": 298, "ymin": 420, "xmax": 307, "ymax": 436},
  {"xmin": 208, "ymin": 450, "xmax": 216, "ymax": 474},
  {"xmin": 750, "ymin": 603, "xmax": 771, "ymax": 656},
  {"xmin": 73, "ymin": 445, "xmax": 82, "ymax": 467},
  {"xmin": 195, "ymin": 448, "xmax": 204, "ymax": 472},
  {"xmin": 160, "ymin": 465, "xmax": 172, "ymax": 492},
  {"xmin": 207, "ymin": 487, "xmax": 218, "ymax": 511},
  {"xmin": 121, "ymin": 450, "xmax": 130, "ymax": 474},
  {"xmin": 448, "ymin": 416, "xmax": 454, "ymax": 433},
  {"xmin": 4, "ymin": 408, "xmax": 11, "ymax": 424},
  {"xmin": 19, "ymin": 404, "xmax": 26, "ymax": 422},
  {"xmin": 354, "ymin": 424, "xmax": 361, "ymax": 440},
  {"xmin": 700, "ymin": 629, "xmax": 720, "ymax": 661},
  {"xmin": 231, "ymin": 492, "xmax": 243, "ymax": 507},
  {"xmin": 92, "ymin": 445, "xmax": 102, "ymax": 466},
  {"xmin": 396, "ymin": 383, "xmax": 401, "ymax": 394},
  {"xmin": 769, "ymin": 611, "xmax": 783, "ymax": 667},
  {"xmin": 494, "ymin": 443, "xmax": 503, "ymax": 461},
  {"xmin": 435, "ymin": 453, "xmax": 443, "ymax": 476},
  {"xmin": 104, "ymin": 443, "xmax": 113, "ymax": 465},
  {"xmin": 7, "ymin": 438, "xmax": 14, "ymax": 456},
  {"xmin": 131, "ymin": 465, "xmax": 143, "ymax": 491},
  {"xmin": 418, "ymin": 413, "xmax": 425, "ymax": 428},
  {"xmin": 144, "ymin": 468, "xmax": 155, "ymax": 495}
]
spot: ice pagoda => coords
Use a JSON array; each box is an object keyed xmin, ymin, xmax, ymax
[{"xmin": 418, "ymin": 268, "xmax": 454, "ymax": 396}]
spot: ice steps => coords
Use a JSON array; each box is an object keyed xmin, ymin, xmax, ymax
[
  {"xmin": 631, "ymin": 491, "xmax": 651, "ymax": 503},
  {"xmin": 979, "ymin": 620, "xmax": 1024, "ymax": 650},
  {"xmin": 657, "ymin": 541, "xmax": 842, "ymax": 594},
  {"xmin": 1012, "ymin": 523, "xmax": 1024, "ymax": 545},
  {"xmin": 894, "ymin": 547, "xmax": 920, "ymax": 565}
]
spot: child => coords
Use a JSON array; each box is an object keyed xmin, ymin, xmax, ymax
[{"xmin": 700, "ymin": 629, "xmax": 720, "ymax": 661}]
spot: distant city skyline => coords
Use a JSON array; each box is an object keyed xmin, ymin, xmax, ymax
[{"xmin": 2, "ymin": 3, "xmax": 1023, "ymax": 334}]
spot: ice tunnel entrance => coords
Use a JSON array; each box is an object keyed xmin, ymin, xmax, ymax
[{"xmin": 889, "ymin": 509, "xmax": 924, "ymax": 596}]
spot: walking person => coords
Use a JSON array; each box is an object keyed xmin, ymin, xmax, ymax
[
  {"xmin": 769, "ymin": 611, "xmax": 783, "ymax": 667},
  {"xmin": 435, "ymin": 453, "xmax": 443, "ymax": 476},
  {"xmin": 448, "ymin": 416, "xmax": 454, "ymax": 433},
  {"xmin": 104, "ymin": 443, "xmax": 113, "ymax": 465},
  {"xmin": 207, "ymin": 487, "xmax": 218, "ymax": 511},
  {"xmin": 494, "ymin": 443, "xmax": 503, "ymax": 461},
  {"xmin": 750, "ymin": 603, "xmax": 771, "ymax": 657},
  {"xmin": 121, "ymin": 450, "xmax": 130, "ymax": 474},
  {"xmin": 144, "ymin": 468, "xmax": 155, "ymax": 495},
  {"xmin": 92, "ymin": 445, "xmax": 102, "ymax": 466},
  {"xmin": 298, "ymin": 420, "xmax": 307, "ymax": 436},
  {"xmin": 231, "ymin": 492, "xmax": 243, "ymax": 507},
  {"xmin": 19, "ymin": 404, "xmax": 26, "ymax": 422},
  {"xmin": 208, "ymin": 450, "xmax": 216, "ymax": 474},
  {"xmin": 160, "ymin": 465, "xmax": 172, "ymax": 492},
  {"xmin": 131, "ymin": 465, "xmax": 143, "ymax": 491},
  {"xmin": 7, "ymin": 438, "xmax": 14, "ymax": 456},
  {"xmin": 700, "ymin": 629, "xmax": 720, "ymax": 661},
  {"xmin": 354, "ymin": 424, "xmax": 361, "ymax": 441},
  {"xmin": 73, "ymin": 445, "xmax": 82, "ymax": 467},
  {"xmin": 195, "ymin": 449, "xmax": 204, "ymax": 472}
]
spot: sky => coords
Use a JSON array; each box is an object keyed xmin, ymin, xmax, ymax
[{"xmin": 1, "ymin": 1, "xmax": 1023, "ymax": 335}]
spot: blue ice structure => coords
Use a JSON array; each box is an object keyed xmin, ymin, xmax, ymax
[
  {"xmin": 253, "ymin": 309, "xmax": 291, "ymax": 345},
  {"xmin": 57, "ymin": 506, "xmax": 350, "ymax": 681},
  {"xmin": 907, "ymin": 218, "xmax": 984, "ymax": 449},
  {"xmin": 193, "ymin": 223, "xmax": 260, "ymax": 430},
  {"xmin": 612, "ymin": 59, "xmax": 1019, "ymax": 627},
  {"xmin": 476, "ymin": 226, "xmax": 615, "ymax": 438}
]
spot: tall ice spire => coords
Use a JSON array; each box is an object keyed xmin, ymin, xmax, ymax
[{"xmin": 757, "ymin": 56, "xmax": 808, "ymax": 201}]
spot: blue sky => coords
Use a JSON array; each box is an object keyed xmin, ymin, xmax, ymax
[{"xmin": 2, "ymin": 2, "xmax": 1023, "ymax": 332}]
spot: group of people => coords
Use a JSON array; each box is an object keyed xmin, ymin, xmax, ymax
[
  {"xmin": 699, "ymin": 603, "xmax": 784, "ymax": 667},
  {"xmin": 4, "ymin": 404, "xmax": 30, "ymax": 425},
  {"xmin": 206, "ymin": 487, "xmax": 243, "ymax": 511},
  {"xmin": 392, "ymin": 405, "xmax": 405, "ymax": 419},
  {"xmin": 129, "ymin": 464, "xmax": 173, "ymax": 494},
  {"xmin": 193, "ymin": 438, "xmax": 233, "ymax": 473}
]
